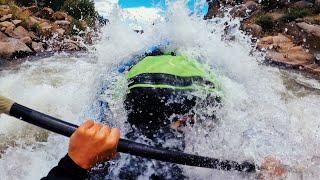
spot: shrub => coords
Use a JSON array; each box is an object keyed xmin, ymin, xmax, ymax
[
  {"xmin": 9, "ymin": 2, "xmax": 31, "ymax": 21},
  {"xmin": 261, "ymin": 0, "xmax": 286, "ymax": 11},
  {"xmin": 62, "ymin": 0, "xmax": 97, "ymax": 26},
  {"xmin": 0, "ymin": 0, "xmax": 13, "ymax": 5},
  {"xmin": 256, "ymin": 15, "xmax": 274, "ymax": 31},
  {"xmin": 14, "ymin": 0, "xmax": 64, "ymax": 11},
  {"xmin": 281, "ymin": 8, "xmax": 310, "ymax": 22},
  {"xmin": 14, "ymin": 0, "xmax": 34, "ymax": 6},
  {"xmin": 37, "ymin": 0, "xmax": 65, "ymax": 11}
]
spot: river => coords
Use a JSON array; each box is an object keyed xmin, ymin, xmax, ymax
[{"xmin": 1, "ymin": 1, "xmax": 320, "ymax": 179}]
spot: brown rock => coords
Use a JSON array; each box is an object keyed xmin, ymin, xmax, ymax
[
  {"xmin": 293, "ymin": 1, "xmax": 313, "ymax": 9},
  {"xmin": 27, "ymin": 16, "xmax": 40, "ymax": 28},
  {"xmin": 0, "ymin": 37, "xmax": 33, "ymax": 58},
  {"xmin": 243, "ymin": 23, "xmax": 262, "ymax": 37},
  {"xmin": 258, "ymin": 34, "xmax": 293, "ymax": 51},
  {"xmin": 39, "ymin": 22, "xmax": 52, "ymax": 36},
  {"xmin": 54, "ymin": 20, "xmax": 71, "ymax": 26},
  {"xmin": 37, "ymin": 7, "xmax": 54, "ymax": 19},
  {"xmin": 53, "ymin": 11, "xmax": 68, "ymax": 20},
  {"xmin": 315, "ymin": 52, "xmax": 320, "ymax": 64},
  {"xmin": 0, "ymin": 8, "xmax": 10, "ymax": 16},
  {"xmin": 28, "ymin": 31, "xmax": 37, "ymax": 39},
  {"xmin": 258, "ymin": 34, "xmax": 314, "ymax": 66},
  {"xmin": 4, "ymin": 25, "xmax": 15, "ymax": 36},
  {"xmin": 20, "ymin": 36, "xmax": 32, "ymax": 45},
  {"xmin": 303, "ymin": 64, "xmax": 320, "ymax": 76},
  {"xmin": 26, "ymin": 5, "xmax": 38, "ymax": 14},
  {"xmin": 0, "ymin": 31, "xmax": 8, "ymax": 41},
  {"xmin": 267, "ymin": 12, "xmax": 285, "ymax": 21},
  {"xmin": 297, "ymin": 22, "xmax": 320, "ymax": 38},
  {"xmin": 62, "ymin": 42, "xmax": 80, "ymax": 51},
  {"xmin": 316, "ymin": 0, "xmax": 320, "ymax": 7},
  {"xmin": 12, "ymin": 26, "xmax": 31, "ymax": 39},
  {"xmin": 53, "ymin": 28, "xmax": 65, "ymax": 36},
  {"xmin": 230, "ymin": 1, "xmax": 259, "ymax": 17},
  {"xmin": 0, "ymin": 14, "xmax": 12, "ymax": 22},
  {"xmin": 0, "ymin": 21, "xmax": 14, "ymax": 29},
  {"xmin": 12, "ymin": 19, "xmax": 22, "ymax": 25},
  {"xmin": 31, "ymin": 42, "xmax": 45, "ymax": 52},
  {"xmin": 303, "ymin": 16, "xmax": 320, "ymax": 25},
  {"xmin": 0, "ymin": 5, "xmax": 9, "ymax": 9}
]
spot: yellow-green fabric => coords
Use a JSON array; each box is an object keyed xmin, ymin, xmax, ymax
[{"xmin": 126, "ymin": 55, "xmax": 222, "ymax": 94}]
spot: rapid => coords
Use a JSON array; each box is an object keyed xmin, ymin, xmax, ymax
[{"xmin": 1, "ymin": 1, "xmax": 320, "ymax": 179}]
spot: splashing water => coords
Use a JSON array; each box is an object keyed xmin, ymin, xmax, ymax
[{"xmin": 1, "ymin": 1, "xmax": 320, "ymax": 179}]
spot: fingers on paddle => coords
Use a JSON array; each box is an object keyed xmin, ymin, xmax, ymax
[
  {"xmin": 96, "ymin": 125, "xmax": 110, "ymax": 140},
  {"xmin": 80, "ymin": 120, "xmax": 95, "ymax": 130},
  {"xmin": 105, "ymin": 128, "xmax": 120, "ymax": 149}
]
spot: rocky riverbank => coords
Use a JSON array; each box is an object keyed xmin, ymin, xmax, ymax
[
  {"xmin": 207, "ymin": 0, "xmax": 320, "ymax": 76},
  {"xmin": 0, "ymin": 2, "xmax": 98, "ymax": 60}
]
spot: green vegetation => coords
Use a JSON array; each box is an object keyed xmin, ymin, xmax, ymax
[
  {"xmin": 256, "ymin": 15, "xmax": 274, "ymax": 31},
  {"xmin": 0, "ymin": 0, "xmax": 12, "ymax": 5},
  {"xmin": 62, "ymin": 0, "xmax": 97, "ymax": 27},
  {"xmin": 261, "ymin": 0, "xmax": 286, "ymax": 11},
  {"xmin": 31, "ymin": 22, "xmax": 40, "ymax": 32},
  {"xmin": 282, "ymin": 8, "xmax": 310, "ymax": 22},
  {"xmin": 9, "ymin": 2, "xmax": 31, "ymax": 23}
]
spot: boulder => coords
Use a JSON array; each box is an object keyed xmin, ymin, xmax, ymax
[
  {"xmin": 258, "ymin": 34, "xmax": 314, "ymax": 66},
  {"xmin": 12, "ymin": 19, "xmax": 22, "ymax": 25},
  {"xmin": 0, "ymin": 8, "xmax": 10, "ymax": 16},
  {"xmin": 297, "ymin": 22, "xmax": 320, "ymax": 37},
  {"xmin": 293, "ymin": 1, "xmax": 313, "ymax": 9},
  {"xmin": 0, "ymin": 14, "xmax": 12, "ymax": 22},
  {"xmin": 258, "ymin": 34, "xmax": 293, "ymax": 51},
  {"xmin": 243, "ymin": 23, "xmax": 262, "ymax": 37},
  {"xmin": 25, "ymin": 5, "xmax": 38, "ymax": 14},
  {"xmin": 53, "ymin": 28, "xmax": 65, "ymax": 36},
  {"xmin": 26, "ymin": 16, "xmax": 40, "ymax": 29},
  {"xmin": 0, "ymin": 21, "xmax": 14, "ymax": 29},
  {"xmin": 12, "ymin": 26, "xmax": 31, "ymax": 39},
  {"xmin": 20, "ymin": 36, "xmax": 32, "ymax": 45},
  {"xmin": 36, "ymin": 7, "xmax": 54, "ymax": 19},
  {"xmin": 0, "ymin": 31, "xmax": 8, "ymax": 41},
  {"xmin": 0, "ymin": 5, "xmax": 9, "ymax": 9},
  {"xmin": 297, "ymin": 22, "xmax": 320, "ymax": 38},
  {"xmin": 0, "ymin": 37, "xmax": 33, "ymax": 58},
  {"xmin": 4, "ymin": 25, "xmax": 15, "ymax": 36},
  {"xmin": 316, "ymin": 0, "xmax": 320, "ymax": 7},
  {"xmin": 31, "ymin": 41, "xmax": 45, "ymax": 52},
  {"xmin": 303, "ymin": 15, "xmax": 320, "ymax": 25},
  {"xmin": 39, "ymin": 22, "xmax": 52, "ymax": 36},
  {"xmin": 267, "ymin": 12, "xmax": 285, "ymax": 21},
  {"xmin": 53, "ymin": 11, "xmax": 68, "ymax": 20},
  {"xmin": 230, "ymin": 1, "xmax": 260, "ymax": 17},
  {"xmin": 315, "ymin": 52, "xmax": 320, "ymax": 65},
  {"xmin": 62, "ymin": 42, "xmax": 80, "ymax": 51},
  {"xmin": 54, "ymin": 20, "xmax": 71, "ymax": 26}
]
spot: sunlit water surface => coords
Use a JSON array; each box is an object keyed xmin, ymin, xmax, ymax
[{"xmin": 1, "ymin": 2, "xmax": 320, "ymax": 179}]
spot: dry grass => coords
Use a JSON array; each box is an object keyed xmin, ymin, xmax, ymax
[{"xmin": 0, "ymin": 0, "xmax": 13, "ymax": 5}]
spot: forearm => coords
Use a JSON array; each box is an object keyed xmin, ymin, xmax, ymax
[{"xmin": 42, "ymin": 154, "xmax": 88, "ymax": 180}]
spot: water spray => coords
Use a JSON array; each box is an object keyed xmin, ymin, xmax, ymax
[{"xmin": 0, "ymin": 95, "xmax": 257, "ymax": 173}]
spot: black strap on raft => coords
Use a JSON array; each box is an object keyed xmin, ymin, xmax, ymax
[
  {"xmin": 128, "ymin": 73, "xmax": 215, "ymax": 89},
  {"xmin": 9, "ymin": 102, "xmax": 257, "ymax": 173}
]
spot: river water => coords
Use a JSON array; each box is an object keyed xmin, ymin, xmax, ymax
[{"xmin": 1, "ymin": 1, "xmax": 320, "ymax": 179}]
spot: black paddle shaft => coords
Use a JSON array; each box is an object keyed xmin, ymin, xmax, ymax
[{"xmin": 9, "ymin": 103, "xmax": 257, "ymax": 172}]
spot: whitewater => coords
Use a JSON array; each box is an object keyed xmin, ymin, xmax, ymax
[{"xmin": 1, "ymin": 1, "xmax": 320, "ymax": 179}]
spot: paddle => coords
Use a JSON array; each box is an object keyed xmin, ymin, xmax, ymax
[{"xmin": 0, "ymin": 95, "xmax": 257, "ymax": 172}]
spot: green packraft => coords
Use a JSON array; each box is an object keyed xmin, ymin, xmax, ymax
[{"xmin": 126, "ymin": 55, "xmax": 222, "ymax": 95}]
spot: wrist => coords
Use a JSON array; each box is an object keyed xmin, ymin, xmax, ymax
[{"xmin": 68, "ymin": 152, "xmax": 92, "ymax": 170}]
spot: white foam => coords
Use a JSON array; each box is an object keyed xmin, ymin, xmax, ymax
[{"xmin": 1, "ymin": 1, "xmax": 320, "ymax": 179}]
